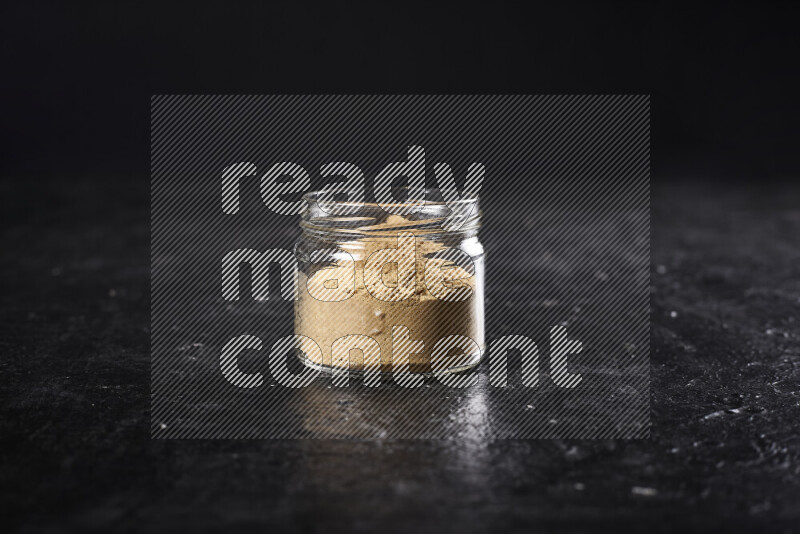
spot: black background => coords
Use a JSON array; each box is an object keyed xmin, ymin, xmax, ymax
[
  {"xmin": 2, "ymin": 1, "xmax": 799, "ymax": 533},
  {"xmin": 2, "ymin": 1, "xmax": 799, "ymax": 182}
]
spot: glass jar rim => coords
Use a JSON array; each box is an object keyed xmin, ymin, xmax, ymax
[{"xmin": 300, "ymin": 188, "xmax": 480, "ymax": 236}]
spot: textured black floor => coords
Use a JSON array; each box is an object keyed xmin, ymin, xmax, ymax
[{"xmin": 1, "ymin": 177, "xmax": 799, "ymax": 533}]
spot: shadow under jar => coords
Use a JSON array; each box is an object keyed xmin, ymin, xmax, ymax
[{"xmin": 294, "ymin": 190, "xmax": 484, "ymax": 375}]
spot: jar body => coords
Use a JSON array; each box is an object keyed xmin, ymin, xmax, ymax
[{"xmin": 294, "ymin": 197, "xmax": 484, "ymax": 374}]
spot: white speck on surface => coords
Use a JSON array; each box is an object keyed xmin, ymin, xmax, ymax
[
  {"xmin": 526, "ymin": 404, "xmax": 534, "ymax": 410},
  {"xmin": 159, "ymin": 423, "xmax": 167, "ymax": 430},
  {"xmin": 632, "ymin": 486, "xmax": 658, "ymax": 497},
  {"xmin": 656, "ymin": 265, "xmax": 667, "ymax": 275},
  {"xmin": 574, "ymin": 483, "xmax": 585, "ymax": 491},
  {"xmin": 766, "ymin": 328, "xmax": 775, "ymax": 335},
  {"xmin": 670, "ymin": 311, "xmax": 678, "ymax": 318}
]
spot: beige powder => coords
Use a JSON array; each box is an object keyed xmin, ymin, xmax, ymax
[{"xmin": 295, "ymin": 219, "xmax": 484, "ymax": 374}]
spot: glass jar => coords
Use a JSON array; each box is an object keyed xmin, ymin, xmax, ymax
[{"xmin": 294, "ymin": 191, "xmax": 484, "ymax": 375}]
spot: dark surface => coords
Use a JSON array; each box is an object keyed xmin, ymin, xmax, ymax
[{"xmin": 1, "ymin": 177, "xmax": 799, "ymax": 532}]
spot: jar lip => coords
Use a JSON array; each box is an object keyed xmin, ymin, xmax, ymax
[
  {"xmin": 300, "ymin": 188, "xmax": 479, "ymax": 208},
  {"xmin": 300, "ymin": 188, "xmax": 481, "ymax": 236}
]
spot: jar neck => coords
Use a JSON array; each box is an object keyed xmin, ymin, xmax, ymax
[
  {"xmin": 299, "ymin": 189, "xmax": 481, "ymax": 241},
  {"xmin": 300, "ymin": 225, "xmax": 480, "ymax": 244}
]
